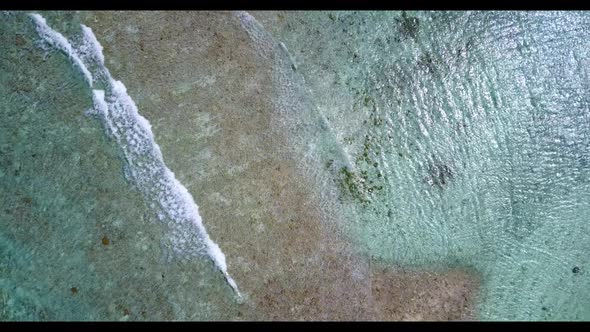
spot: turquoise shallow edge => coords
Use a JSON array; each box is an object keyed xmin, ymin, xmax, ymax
[{"xmin": 252, "ymin": 10, "xmax": 590, "ymax": 320}]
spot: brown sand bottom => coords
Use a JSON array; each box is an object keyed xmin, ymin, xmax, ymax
[
  {"xmin": 70, "ymin": 11, "xmax": 483, "ymax": 320},
  {"xmin": 251, "ymin": 264, "xmax": 480, "ymax": 321},
  {"xmin": 195, "ymin": 151, "xmax": 481, "ymax": 321},
  {"xmin": 221, "ymin": 194, "xmax": 481, "ymax": 321}
]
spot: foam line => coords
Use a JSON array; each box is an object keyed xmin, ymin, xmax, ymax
[
  {"xmin": 29, "ymin": 14, "xmax": 94, "ymax": 86},
  {"xmin": 92, "ymin": 86, "xmax": 241, "ymax": 297},
  {"xmin": 79, "ymin": 25, "xmax": 105, "ymax": 66},
  {"xmin": 30, "ymin": 13, "xmax": 241, "ymax": 298}
]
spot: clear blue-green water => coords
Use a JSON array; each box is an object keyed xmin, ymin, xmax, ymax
[
  {"xmin": 1, "ymin": 10, "xmax": 590, "ymax": 320},
  {"xmin": 258, "ymin": 11, "xmax": 590, "ymax": 320}
]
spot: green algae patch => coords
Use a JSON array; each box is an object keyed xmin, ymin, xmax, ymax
[{"xmin": 338, "ymin": 166, "xmax": 369, "ymax": 205}]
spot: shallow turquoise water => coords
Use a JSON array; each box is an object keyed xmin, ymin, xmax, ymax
[
  {"xmin": 259, "ymin": 11, "xmax": 590, "ymax": 320},
  {"xmin": 2, "ymin": 11, "xmax": 590, "ymax": 321}
]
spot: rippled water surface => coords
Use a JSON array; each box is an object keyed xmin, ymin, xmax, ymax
[
  {"xmin": 253, "ymin": 11, "xmax": 590, "ymax": 320},
  {"xmin": 1, "ymin": 11, "xmax": 590, "ymax": 320}
]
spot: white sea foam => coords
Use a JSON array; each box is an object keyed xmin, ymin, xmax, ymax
[
  {"xmin": 91, "ymin": 89, "xmax": 108, "ymax": 115},
  {"xmin": 29, "ymin": 13, "xmax": 94, "ymax": 86},
  {"xmin": 79, "ymin": 25, "xmax": 105, "ymax": 65},
  {"xmin": 31, "ymin": 14, "xmax": 241, "ymax": 298}
]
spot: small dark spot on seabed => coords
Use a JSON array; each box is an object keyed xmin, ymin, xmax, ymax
[
  {"xmin": 22, "ymin": 197, "xmax": 32, "ymax": 205},
  {"xmin": 101, "ymin": 235, "xmax": 110, "ymax": 246},
  {"xmin": 542, "ymin": 306, "xmax": 548, "ymax": 311},
  {"xmin": 427, "ymin": 162, "xmax": 454, "ymax": 189},
  {"xmin": 70, "ymin": 287, "xmax": 78, "ymax": 295},
  {"xmin": 15, "ymin": 34, "xmax": 25, "ymax": 47},
  {"xmin": 326, "ymin": 159, "xmax": 334, "ymax": 169},
  {"xmin": 396, "ymin": 12, "xmax": 420, "ymax": 41},
  {"xmin": 573, "ymin": 266, "xmax": 580, "ymax": 274}
]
